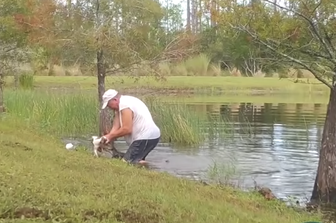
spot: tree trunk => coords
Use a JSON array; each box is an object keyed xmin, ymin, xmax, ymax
[
  {"xmin": 186, "ymin": 0, "xmax": 191, "ymax": 31},
  {"xmin": 97, "ymin": 49, "xmax": 112, "ymax": 136},
  {"xmin": 192, "ymin": 0, "xmax": 197, "ymax": 33},
  {"xmin": 311, "ymin": 80, "xmax": 336, "ymax": 204},
  {"xmin": 210, "ymin": 0, "xmax": 216, "ymax": 27},
  {"xmin": 0, "ymin": 71, "xmax": 4, "ymax": 113}
]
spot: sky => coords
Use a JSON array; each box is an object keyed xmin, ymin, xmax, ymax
[
  {"xmin": 160, "ymin": 0, "xmax": 187, "ymax": 22},
  {"xmin": 159, "ymin": 0, "xmax": 288, "ymax": 25}
]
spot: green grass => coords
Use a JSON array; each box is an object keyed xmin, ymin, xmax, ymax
[
  {"xmin": 145, "ymin": 96, "xmax": 206, "ymax": 145},
  {"xmin": 0, "ymin": 117, "xmax": 322, "ymax": 223},
  {"xmin": 18, "ymin": 73, "xmax": 34, "ymax": 89},
  {"xmin": 4, "ymin": 89, "xmax": 99, "ymax": 137},
  {"xmin": 4, "ymin": 75, "xmax": 330, "ymax": 94},
  {"xmin": 3, "ymin": 89, "xmax": 208, "ymax": 146}
]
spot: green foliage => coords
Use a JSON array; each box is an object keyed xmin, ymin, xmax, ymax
[
  {"xmin": 18, "ymin": 73, "xmax": 34, "ymax": 89},
  {"xmin": 29, "ymin": 47, "xmax": 49, "ymax": 73},
  {"xmin": 4, "ymin": 0, "xmax": 336, "ymax": 81},
  {"xmin": 38, "ymin": 0, "xmax": 170, "ymax": 71},
  {"xmin": 161, "ymin": 1, "xmax": 184, "ymax": 44},
  {"xmin": 2, "ymin": 0, "xmax": 186, "ymax": 76},
  {"xmin": 0, "ymin": 0, "xmax": 28, "ymax": 45},
  {"xmin": 183, "ymin": 54, "xmax": 211, "ymax": 76},
  {"xmin": 226, "ymin": 0, "xmax": 336, "ymax": 85},
  {"xmin": 0, "ymin": 0, "xmax": 30, "ymax": 78},
  {"xmin": 158, "ymin": 54, "xmax": 217, "ymax": 76},
  {"xmin": 200, "ymin": 27, "xmax": 252, "ymax": 73}
]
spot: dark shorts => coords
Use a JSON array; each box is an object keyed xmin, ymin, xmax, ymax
[{"xmin": 123, "ymin": 137, "xmax": 160, "ymax": 164}]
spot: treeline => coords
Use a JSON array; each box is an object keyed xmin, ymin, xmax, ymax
[{"xmin": 1, "ymin": 0, "xmax": 335, "ymax": 79}]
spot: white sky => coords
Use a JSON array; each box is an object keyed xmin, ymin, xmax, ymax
[
  {"xmin": 160, "ymin": 0, "xmax": 187, "ymax": 21},
  {"xmin": 160, "ymin": 0, "xmax": 287, "ymax": 25}
]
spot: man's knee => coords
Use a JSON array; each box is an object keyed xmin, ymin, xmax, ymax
[
  {"xmin": 123, "ymin": 138, "xmax": 160, "ymax": 164},
  {"xmin": 123, "ymin": 144, "xmax": 143, "ymax": 164},
  {"xmin": 144, "ymin": 138, "xmax": 160, "ymax": 153}
]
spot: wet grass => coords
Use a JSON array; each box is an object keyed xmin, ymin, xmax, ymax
[
  {"xmin": 0, "ymin": 117, "xmax": 322, "ymax": 223},
  {"xmin": 3, "ymin": 75, "xmax": 329, "ymax": 94},
  {"xmin": 3, "ymin": 89, "xmax": 206, "ymax": 146}
]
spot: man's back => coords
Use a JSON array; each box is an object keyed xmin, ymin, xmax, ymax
[{"xmin": 119, "ymin": 95, "xmax": 160, "ymax": 145}]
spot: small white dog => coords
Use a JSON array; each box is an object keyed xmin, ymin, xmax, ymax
[
  {"xmin": 92, "ymin": 136, "xmax": 105, "ymax": 157},
  {"xmin": 91, "ymin": 136, "xmax": 125, "ymax": 159}
]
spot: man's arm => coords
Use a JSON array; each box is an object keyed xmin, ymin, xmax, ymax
[
  {"xmin": 104, "ymin": 108, "xmax": 133, "ymax": 142},
  {"xmin": 109, "ymin": 111, "xmax": 121, "ymax": 134}
]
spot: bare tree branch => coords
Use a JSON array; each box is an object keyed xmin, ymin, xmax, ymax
[
  {"xmin": 231, "ymin": 24, "xmax": 333, "ymax": 89},
  {"xmin": 263, "ymin": 0, "xmax": 336, "ymax": 65},
  {"xmin": 266, "ymin": 39, "xmax": 330, "ymax": 61}
]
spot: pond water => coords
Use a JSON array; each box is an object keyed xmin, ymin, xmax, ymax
[{"xmin": 64, "ymin": 100, "xmax": 327, "ymax": 204}]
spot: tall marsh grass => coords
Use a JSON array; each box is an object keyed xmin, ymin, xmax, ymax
[
  {"xmin": 5, "ymin": 90, "xmax": 99, "ymax": 137},
  {"xmin": 183, "ymin": 54, "xmax": 211, "ymax": 76},
  {"xmin": 18, "ymin": 73, "xmax": 34, "ymax": 89},
  {"xmin": 159, "ymin": 54, "xmax": 223, "ymax": 76},
  {"xmin": 4, "ymin": 89, "xmax": 208, "ymax": 146},
  {"xmin": 144, "ymin": 96, "xmax": 206, "ymax": 146}
]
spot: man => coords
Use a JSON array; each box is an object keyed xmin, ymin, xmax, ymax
[{"xmin": 101, "ymin": 89, "xmax": 160, "ymax": 165}]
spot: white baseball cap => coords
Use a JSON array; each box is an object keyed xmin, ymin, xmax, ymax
[{"xmin": 101, "ymin": 89, "xmax": 118, "ymax": 109}]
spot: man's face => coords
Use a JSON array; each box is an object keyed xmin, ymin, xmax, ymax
[{"xmin": 107, "ymin": 98, "xmax": 119, "ymax": 110}]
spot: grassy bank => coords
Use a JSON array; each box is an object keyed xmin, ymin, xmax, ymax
[
  {"xmin": 0, "ymin": 117, "xmax": 321, "ymax": 223},
  {"xmin": 4, "ymin": 75, "xmax": 330, "ymax": 94},
  {"xmin": 4, "ymin": 89, "xmax": 209, "ymax": 146}
]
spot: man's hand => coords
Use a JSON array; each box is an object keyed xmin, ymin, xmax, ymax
[
  {"xmin": 102, "ymin": 134, "xmax": 112, "ymax": 144},
  {"xmin": 102, "ymin": 108, "xmax": 133, "ymax": 144}
]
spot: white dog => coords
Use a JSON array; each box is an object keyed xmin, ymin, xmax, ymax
[
  {"xmin": 91, "ymin": 136, "xmax": 125, "ymax": 159},
  {"xmin": 92, "ymin": 136, "xmax": 105, "ymax": 157}
]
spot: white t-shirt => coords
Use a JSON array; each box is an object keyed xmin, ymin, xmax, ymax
[{"xmin": 118, "ymin": 95, "xmax": 160, "ymax": 145}]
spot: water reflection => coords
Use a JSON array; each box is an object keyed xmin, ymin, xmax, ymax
[{"xmin": 152, "ymin": 102, "xmax": 326, "ymax": 201}]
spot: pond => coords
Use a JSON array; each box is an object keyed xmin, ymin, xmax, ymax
[
  {"xmin": 64, "ymin": 100, "xmax": 327, "ymax": 204},
  {"xmin": 148, "ymin": 102, "xmax": 324, "ymax": 202}
]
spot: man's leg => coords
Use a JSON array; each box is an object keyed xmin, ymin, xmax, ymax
[
  {"xmin": 123, "ymin": 137, "xmax": 160, "ymax": 164},
  {"xmin": 141, "ymin": 137, "xmax": 160, "ymax": 161}
]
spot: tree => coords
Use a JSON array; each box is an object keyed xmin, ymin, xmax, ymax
[
  {"xmin": 230, "ymin": 0, "xmax": 336, "ymax": 203},
  {"xmin": 84, "ymin": 0, "xmax": 196, "ymax": 135},
  {"xmin": 198, "ymin": 1, "xmax": 284, "ymax": 76},
  {"xmin": 13, "ymin": 0, "xmax": 195, "ymax": 136},
  {"xmin": 85, "ymin": 0, "xmax": 188, "ymax": 135},
  {"xmin": 0, "ymin": 0, "xmax": 30, "ymax": 112}
]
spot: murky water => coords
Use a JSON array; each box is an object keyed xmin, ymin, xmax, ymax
[{"xmin": 64, "ymin": 101, "xmax": 327, "ymax": 203}]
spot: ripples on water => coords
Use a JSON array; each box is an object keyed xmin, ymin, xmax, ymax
[{"xmin": 149, "ymin": 102, "xmax": 326, "ymax": 201}]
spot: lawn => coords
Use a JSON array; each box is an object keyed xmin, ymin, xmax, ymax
[
  {"xmin": 0, "ymin": 116, "xmax": 321, "ymax": 223},
  {"xmin": 4, "ymin": 75, "xmax": 330, "ymax": 94}
]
